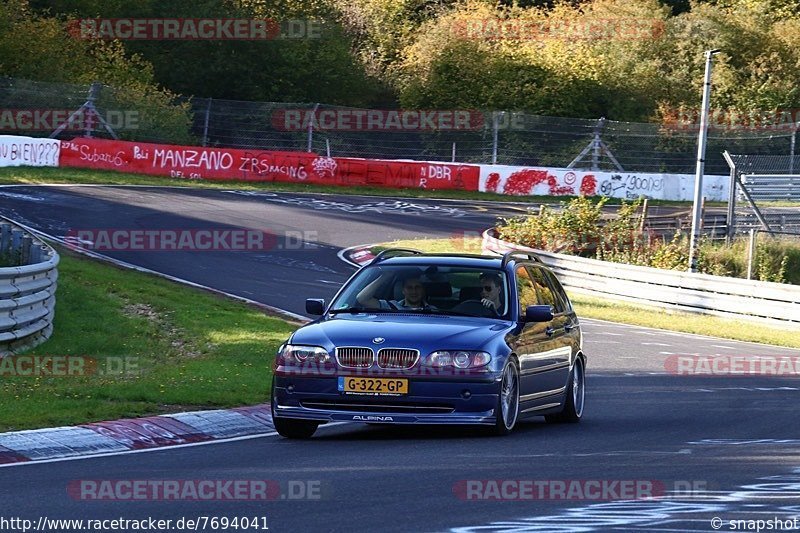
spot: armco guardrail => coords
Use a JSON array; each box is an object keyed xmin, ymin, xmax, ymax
[
  {"xmin": 482, "ymin": 229, "xmax": 800, "ymax": 328},
  {"xmin": 0, "ymin": 220, "xmax": 59, "ymax": 355}
]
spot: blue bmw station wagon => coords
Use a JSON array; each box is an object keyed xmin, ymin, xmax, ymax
[{"xmin": 271, "ymin": 249, "xmax": 586, "ymax": 438}]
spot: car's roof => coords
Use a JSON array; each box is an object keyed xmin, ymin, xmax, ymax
[{"xmin": 374, "ymin": 254, "xmax": 506, "ymax": 269}]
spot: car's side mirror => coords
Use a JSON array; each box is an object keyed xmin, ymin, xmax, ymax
[
  {"xmin": 305, "ymin": 298, "xmax": 325, "ymax": 315},
  {"xmin": 524, "ymin": 305, "xmax": 554, "ymax": 323}
]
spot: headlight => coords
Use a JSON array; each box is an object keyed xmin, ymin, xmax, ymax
[
  {"xmin": 278, "ymin": 345, "xmax": 331, "ymax": 365},
  {"xmin": 423, "ymin": 351, "xmax": 491, "ymax": 369}
]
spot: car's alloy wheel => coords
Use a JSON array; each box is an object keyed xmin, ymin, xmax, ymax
[
  {"xmin": 546, "ymin": 356, "xmax": 585, "ymax": 423},
  {"xmin": 492, "ymin": 360, "xmax": 520, "ymax": 435}
]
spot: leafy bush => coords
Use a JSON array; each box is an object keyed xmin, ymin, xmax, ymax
[
  {"xmin": 698, "ymin": 235, "xmax": 800, "ymax": 284},
  {"xmin": 496, "ymin": 196, "xmax": 606, "ymax": 254},
  {"xmin": 496, "ymin": 198, "xmax": 800, "ymax": 284}
]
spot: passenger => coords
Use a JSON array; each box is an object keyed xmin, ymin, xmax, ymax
[{"xmin": 479, "ymin": 272, "xmax": 504, "ymax": 315}]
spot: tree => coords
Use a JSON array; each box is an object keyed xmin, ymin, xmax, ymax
[{"xmin": 0, "ymin": 0, "xmax": 193, "ymax": 143}]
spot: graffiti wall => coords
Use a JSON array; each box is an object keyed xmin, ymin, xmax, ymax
[
  {"xmin": 58, "ymin": 138, "xmax": 480, "ymax": 191},
  {"xmin": 0, "ymin": 135, "xmax": 60, "ymax": 168},
  {"xmin": 479, "ymin": 165, "xmax": 729, "ymax": 201}
]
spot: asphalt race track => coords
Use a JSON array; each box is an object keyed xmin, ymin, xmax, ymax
[{"xmin": 1, "ymin": 185, "xmax": 799, "ymax": 533}]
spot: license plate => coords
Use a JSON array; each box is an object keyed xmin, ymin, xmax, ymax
[{"xmin": 338, "ymin": 376, "xmax": 408, "ymax": 395}]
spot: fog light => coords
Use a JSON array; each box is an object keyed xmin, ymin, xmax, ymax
[{"xmin": 461, "ymin": 389, "xmax": 471, "ymax": 399}]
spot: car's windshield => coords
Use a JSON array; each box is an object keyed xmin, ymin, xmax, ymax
[{"xmin": 330, "ymin": 264, "xmax": 509, "ymax": 318}]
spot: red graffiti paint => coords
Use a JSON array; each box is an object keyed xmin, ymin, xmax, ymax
[
  {"xmin": 580, "ymin": 175, "xmax": 597, "ymax": 196},
  {"xmin": 502, "ymin": 169, "xmax": 575, "ymax": 196},
  {"xmin": 503, "ymin": 169, "xmax": 548, "ymax": 195},
  {"xmin": 485, "ymin": 172, "xmax": 500, "ymax": 192}
]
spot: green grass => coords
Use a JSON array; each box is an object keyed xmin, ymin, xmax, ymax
[
  {"xmin": 1, "ymin": 247, "xmax": 297, "ymax": 432},
  {"xmin": 371, "ymin": 237, "xmax": 800, "ymax": 349},
  {"xmin": 0, "ymin": 165, "xmax": 711, "ymax": 207}
]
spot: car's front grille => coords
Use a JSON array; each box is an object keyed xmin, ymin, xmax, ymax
[
  {"xmin": 301, "ymin": 400, "xmax": 454, "ymax": 414},
  {"xmin": 377, "ymin": 348, "xmax": 419, "ymax": 369},
  {"xmin": 335, "ymin": 347, "xmax": 374, "ymax": 368}
]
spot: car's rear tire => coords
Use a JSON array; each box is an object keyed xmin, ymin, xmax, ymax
[
  {"xmin": 273, "ymin": 416, "xmax": 319, "ymax": 439},
  {"xmin": 491, "ymin": 359, "xmax": 520, "ymax": 436},
  {"xmin": 545, "ymin": 356, "xmax": 585, "ymax": 424}
]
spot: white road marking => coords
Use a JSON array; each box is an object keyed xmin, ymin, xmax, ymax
[
  {"xmin": 711, "ymin": 345, "xmax": 737, "ymax": 350},
  {"xmin": 595, "ymin": 332, "xmax": 623, "ymax": 336},
  {"xmin": 643, "ymin": 342, "xmax": 671, "ymax": 346},
  {"xmin": 580, "ymin": 318, "xmax": 800, "ymax": 351}
]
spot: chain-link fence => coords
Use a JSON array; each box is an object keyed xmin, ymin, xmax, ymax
[
  {"xmin": 3, "ymin": 76, "xmax": 800, "ymax": 175},
  {"xmin": 723, "ymin": 152, "xmax": 800, "ymax": 243}
]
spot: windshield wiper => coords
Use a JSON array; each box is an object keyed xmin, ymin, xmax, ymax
[
  {"xmin": 420, "ymin": 309, "xmax": 475, "ymax": 317},
  {"xmin": 329, "ymin": 306, "xmax": 381, "ymax": 314}
]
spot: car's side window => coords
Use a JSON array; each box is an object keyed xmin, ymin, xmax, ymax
[
  {"xmin": 542, "ymin": 269, "xmax": 572, "ymax": 313},
  {"xmin": 526, "ymin": 266, "xmax": 560, "ymax": 312},
  {"xmin": 515, "ymin": 265, "xmax": 539, "ymax": 316}
]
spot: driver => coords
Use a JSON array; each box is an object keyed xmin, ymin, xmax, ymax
[{"xmin": 357, "ymin": 272, "xmax": 436, "ymax": 310}]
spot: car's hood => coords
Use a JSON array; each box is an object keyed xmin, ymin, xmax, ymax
[{"xmin": 290, "ymin": 314, "xmax": 510, "ymax": 352}]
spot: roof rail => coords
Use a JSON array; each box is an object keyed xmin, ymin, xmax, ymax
[
  {"xmin": 371, "ymin": 247, "xmax": 423, "ymax": 264},
  {"xmin": 500, "ymin": 250, "xmax": 543, "ymax": 268}
]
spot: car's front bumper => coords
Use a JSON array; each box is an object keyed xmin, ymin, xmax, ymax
[{"xmin": 272, "ymin": 375, "xmax": 501, "ymax": 426}]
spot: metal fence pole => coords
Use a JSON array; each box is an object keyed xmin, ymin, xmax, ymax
[
  {"xmin": 307, "ymin": 103, "xmax": 319, "ymax": 152},
  {"xmin": 726, "ymin": 164, "xmax": 737, "ymax": 244},
  {"xmin": 85, "ymin": 82, "xmax": 102, "ymax": 138},
  {"xmin": 746, "ymin": 228, "xmax": 757, "ymax": 280},
  {"xmin": 722, "ymin": 150, "xmax": 738, "ymax": 244},
  {"xmin": 491, "ymin": 112, "xmax": 500, "ymax": 164},
  {"xmin": 592, "ymin": 118, "xmax": 603, "ymax": 171},
  {"xmin": 688, "ymin": 49, "xmax": 720, "ymax": 272},
  {"xmin": 791, "ymin": 123, "xmax": 798, "ymax": 174},
  {"xmin": 452, "ymin": 142, "xmax": 456, "ymax": 163},
  {"xmin": 202, "ymin": 98, "xmax": 212, "ymax": 147}
]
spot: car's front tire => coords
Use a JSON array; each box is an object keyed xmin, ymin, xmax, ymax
[
  {"xmin": 491, "ymin": 359, "xmax": 520, "ymax": 436},
  {"xmin": 545, "ymin": 356, "xmax": 585, "ymax": 423},
  {"xmin": 273, "ymin": 416, "xmax": 319, "ymax": 439},
  {"xmin": 271, "ymin": 388, "xmax": 319, "ymax": 439}
]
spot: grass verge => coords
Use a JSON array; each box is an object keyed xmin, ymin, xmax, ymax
[
  {"xmin": 0, "ymin": 166, "xmax": 709, "ymax": 207},
  {"xmin": 0, "ymin": 247, "xmax": 297, "ymax": 432},
  {"xmin": 371, "ymin": 237, "xmax": 800, "ymax": 349}
]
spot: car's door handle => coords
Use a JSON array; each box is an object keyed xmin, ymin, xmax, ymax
[
  {"xmin": 546, "ymin": 326, "xmax": 564, "ymax": 336},
  {"xmin": 564, "ymin": 323, "xmax": 577, "ymax": 331}
]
